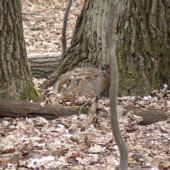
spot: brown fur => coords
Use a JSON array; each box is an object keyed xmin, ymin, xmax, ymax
[{"xmin": 54, "ymin": 67, "xmax": 110, "ymax": 97}]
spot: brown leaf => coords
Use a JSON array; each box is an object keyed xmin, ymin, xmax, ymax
[
  {"xmin": 84, "ymin": 135, "xmax": 91, "ymax": 147},
  {"xmin": 70, "ymin": 136, "xmax": 80, "ymax": 144},
  {"xmin": 40, "ymin": 149, "xmax": 68, "ymax": 156}
]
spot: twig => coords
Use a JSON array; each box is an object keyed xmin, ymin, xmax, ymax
[{"xmin": 62, "ymin": 0, "xmax": 72, "ymax": 55}]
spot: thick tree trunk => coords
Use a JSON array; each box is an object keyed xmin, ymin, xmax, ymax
[
  {"xmin": 43, "ymin": 0, "xmax": 110, "ymax": 88},
  {"xmin": 0, "ymin": 0, "xmax": 38, "ymax": 100},
  {"xmin": 115, "ymin": 0, "xmax": 170, "ymax": 96}
]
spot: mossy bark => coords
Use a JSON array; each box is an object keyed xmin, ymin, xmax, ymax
[
  {"xmin": 43, "ymin": 0, "xmax": 110, "ymax": 88},
  {"xmin": 0, "ymin": 0, "xmax": 39, "ymax": 100},
  {"xmin": 115, "ymin": 0, "xmax": 170, "ymax": 95}
]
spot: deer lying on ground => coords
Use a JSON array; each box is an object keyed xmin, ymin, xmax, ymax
[{"xmin": 54, "ymin": 67, "xmax": 110, "ymax": 97}]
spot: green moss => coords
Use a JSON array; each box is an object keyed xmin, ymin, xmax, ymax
[
  {"xmin": 2, "ymin": 94, "xmax": 16, "ymax": 100},
  {"xmin": 124, "ymin": 31, "xmax": 131, "ymax": 52},
  {"xmin": 23, "ymin": 108, "xmax": 32, "ymax": 112},
  {"xmin": 152, "ymin": 39, "xmax": 161, "ymax": 56},
  {"xmin": 20, "ymin": 79, "xmax": 39, "ymax": 101},
  {"xmin": 2, "ymin": 94, "xmax": 9, "ymax": 99},
  {"xmin": 115, "ymin": 0, "xmax": 170, "ymax": 96},
  {"xmin": 146, "ymin": 1, "xmax": 151, "ymax": 13},
  {"xmin": 75, "ymin": 107, "xmax": 89, "ymax": 114},
  {"xmin": 14, "ymin": 23, "xmax": 22, "ymax": 40},
  {"xmin": 10, "ymin": 96, "xmax": 16, "ymax": 100},
  {"xmin": 134, "ymin": 40, "xmax": 142, "ymax": 52},
  {"xmin": 149, "ymin": 68, "xmax": 157, "ymax": 88},
  {"xmin": 118, "ymin": 42, "xmax": 125, "ymax": 56}
]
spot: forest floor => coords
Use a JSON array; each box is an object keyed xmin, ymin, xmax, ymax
[
  {"xmin": 0, "ymin": 0, "xmax": 170, "ymax": 170},
  {"xmin": 21, "ymin": 0, "xmax": 82, "ymax": 54}
]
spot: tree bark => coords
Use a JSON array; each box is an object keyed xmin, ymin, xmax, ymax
[
  {"xmin": 43, "ymin": 0, "xmax": 110, "ymax": 88},
  {"xmin": 0, "ymin": 0, "xmax": 38, "ymax": 100},
  {"xmin": 0, "ymin": 98, "xmax": 168, "ymax": 125},
  {"xmin": 62, "ymin": 0, "xmax": 72, "ymax": 55},
  {"xmin": 28, "ymin": 53, "xmax": 62, "ymax": 78},
  {"xmin": 106, "ymin": 0, "xmax": 128, "ymax": 169},
  {"xmin": 0, "ymin": 98, "xmax": 79, "ymax": 119},
  {"xmin": 82, "ymin": 99, "xmax": 98, "ymax": 128},
  {"xmin": 125, "ymin": 108, "xmax": 170, "ymax": 125},
  {"xmin": 115, "ymin": 0, "xmax": 170, "ymax": 96}
]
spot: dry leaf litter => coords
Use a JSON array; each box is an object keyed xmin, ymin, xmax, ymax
[{"xmin": 0, "ymin": 0, "xmax": 170, "ymax": 170}]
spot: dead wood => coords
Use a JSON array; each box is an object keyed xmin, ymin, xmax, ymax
[
  {"xmin": 22, "ymin": 12, "xmax": 44, "ymax": 16},
  {"xmin": 0, "ymin": 98, "xmax": 168, "ymax": 125},
  {"xmin": 125, "ymin": 108, "xmax": 170, "ymax": 125},
  {"xmin": 0, "ymin": 95, "xmax": 98, "ymax": 129},
  {"xmin": 0, "ymin": 98, "xmax": 78, "ymax": 119},
  {"xmin": 82, "ymin": 99, "xmax": 98, "ymax": 128},
  {"xmin": 0, "ymin": 97, "xmax": 97, "ymax": 127},
  {"xmin": 40, "ymin": 149, "xmax": 68, "ymax": 157},
  {"xmin": 30, "ymin": 27, "xmax": 45, "ymax": 31},
  {"xmin": 62, "ymin": 0, "xmax": 72, "ymax": 55},
  {"xmin": 27, "ymin": 53, "xmax": 62, "ymax": 78}
]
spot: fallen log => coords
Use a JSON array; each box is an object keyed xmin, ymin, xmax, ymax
[
  {"xmin": 0, "ymin": 98, "xmax": 78, "ymax": 119},
  {"xmin": 0, "ymin": 98, "xmax": 169, "ymax": 125},
  {"xmin": 125, "ymin": 108, "xmax": 170, "ymax": 125},
  {"xmin": 27, "ymin": 52, "xmax": 62, "ymax": 78},
  {"xmin": 0, "ymin": 97, "xmax": 97, "ymax": 126},
  {"xmin": 0, "ymin": 97, "xmax": 97, "ymax": 128}
]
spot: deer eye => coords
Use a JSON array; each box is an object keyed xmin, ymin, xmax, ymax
[{"xmin": 68, "ymin": 79, "xmax": 72, "ymax": 82}]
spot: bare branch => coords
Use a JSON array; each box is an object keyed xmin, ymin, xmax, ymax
[
  {"xmin": 62, "ymin": 0, "xmax": 72, "ymax": 55},
  {"xmin": 106, "ymin": 0, "xmax": 128, "ymax": 169}
]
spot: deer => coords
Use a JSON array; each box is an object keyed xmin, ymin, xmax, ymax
[{"xmin": 54, "ymin": 67, "xmax": 110, "ymax": 97}]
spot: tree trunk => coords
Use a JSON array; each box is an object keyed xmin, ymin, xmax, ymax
[
  {"xmin": 43, "ymin": 0, "xmax": 110, "ymax": 88},
  {"xmin": 115, "ymin": 0, "xmax": 170, "ymax": 96},
  {"xmin": 0, "ymin": 0, "xmax": 38, "ymax": 100}
]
